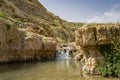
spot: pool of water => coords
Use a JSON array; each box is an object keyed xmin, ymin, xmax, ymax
[{"xmin": 0, "ymin": 60, "xmax": 119, "ymax": 80}]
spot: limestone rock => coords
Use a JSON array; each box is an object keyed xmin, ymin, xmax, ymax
[
  {"xmin": 75, "ymin": 23, "xmax": 120, "ymax": 75},
  {"xmin": 0, "ymin": 18, "xmax": 57, "ymax": 62},
  {"xmin": 76, "ymin": 24, "xmax": 120, "ymax": 47},
  {"xmin": 0, "ymin": 19, "xmax": 22, "ymax": 62},
  {"xmin": 42, "ymin": 37, "xmax": 57, "ymax": 52},
  {"xmin": 18, "ymin": 32, "xmax": 57, "ymax": 61}
]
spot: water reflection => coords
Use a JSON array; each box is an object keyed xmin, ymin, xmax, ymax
[
  {"xmin": 56, "ymin": 60, "xmax": 70, "ymax": 68},
  {"xmin": 0, "ymin": 60, "xmax": 119, "ymax": 80}
]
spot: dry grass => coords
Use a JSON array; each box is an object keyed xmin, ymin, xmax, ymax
[{"xmin": 83, "ymin": 23, "xmax": 120, "ymax": 28}]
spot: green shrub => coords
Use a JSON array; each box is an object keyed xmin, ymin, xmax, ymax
[
  {"xmin": 0, "ymin": 11, "xmax": 6, "ymax": 18},
  {"xmin": 56, "ymin": 37, "xmax": 67, "ymax": 43},
  {"xmin": 6, "ymin": 23, "xmax": 11, "ymax": 31},
  {"xmin": 98, "ymin": 38, "xmax": 120, "ymax": 78}
]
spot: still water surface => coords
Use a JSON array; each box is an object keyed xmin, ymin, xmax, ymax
[{"xmin": 0, "ymin": 60, "xmax": 119, "ymax": 80}]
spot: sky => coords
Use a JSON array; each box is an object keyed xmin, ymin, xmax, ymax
[{"xmin": 39, "ymin": 0, "xmax": 120, "ymax": 23}]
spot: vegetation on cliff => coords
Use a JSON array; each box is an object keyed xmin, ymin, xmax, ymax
[
  {"xmin": 76, "ymin": 23, "xmax": 120, "ymax": 78},
  {"xmin": 99, "ymin": 37, "xmax": 120, "ymax": 77},
  {"xmin": 0, "ymin": 0, "xmax": 83, "ymax": 43},
  {"xmin": 0, "ymin": 0, "xmax": 84, "ymax": 63}
]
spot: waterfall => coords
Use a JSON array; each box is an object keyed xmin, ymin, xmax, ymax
[{"xmin": 56, "ymin": 46, "xmax": 71, "ymax": 59}]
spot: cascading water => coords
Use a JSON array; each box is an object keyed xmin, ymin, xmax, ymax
[{"xmin": 56, "ymin": 46, "xmax": 72, "ymax": 59}]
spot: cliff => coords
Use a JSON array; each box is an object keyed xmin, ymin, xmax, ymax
[
  {"xmin": 0, "ymin": 0, "xmax": 84, "ymax": 62},
  {"xmin": 0, "ymin": 18, "xmax": 56, "ymax": 62},
  {"xmin": 75, "ymin": 23, "xmax": 120, "ymax": 75}
]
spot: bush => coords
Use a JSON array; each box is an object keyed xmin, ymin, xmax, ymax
[
  {"xmin": 6, "ymin": 23, "xmax": 11, "ymax": 31},
  {"xmin": 98, "ymin": 38, "xmax": 120, "ymax": 78},
  {"xmin": 56, "ymin": 37, "xmax": 67, "ymax": 43},
  {"xmin": 0, "ymin": 11, "xmax": 6, "ymax": 18}
]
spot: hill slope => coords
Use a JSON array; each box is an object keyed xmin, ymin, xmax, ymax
[{"xmin": 0, "ymin": 0, "xmax": 83, "ymax": 43}]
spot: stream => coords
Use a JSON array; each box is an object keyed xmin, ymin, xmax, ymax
[
  {"xmin": 0, "ymin": 60, "xmax": 119, "ymax": 80},
  {"xmin": 0, "ymin": 46, "xmax": 119, "ymax": 80}
]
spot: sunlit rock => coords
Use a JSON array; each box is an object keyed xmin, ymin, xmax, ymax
[
  {"xmin": 0, "ymin": 19, "xmax": 22, "ymax": 62},
  {"xmin": 75, "ymin": 23, "xmax": 120, "ymax": 75},
  {"xmin": 0, "ymin": 19, "xmax": 57, "ymax": 62}
]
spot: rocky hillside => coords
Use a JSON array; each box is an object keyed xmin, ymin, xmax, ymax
[
  {"xmin": 0, "ymin": 0, "xmax": 84, "ymax": 63},
  {"xmin": 0, "ymin": 0, "xmax": 83, "ymax": 43}
]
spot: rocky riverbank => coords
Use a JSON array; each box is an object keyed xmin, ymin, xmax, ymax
[
  {"xmin": 75, "ymin": 23, "xmax": 120, "ymax": 75},
  {"xmin": 0, "ymin": 0, "xmax": 84, "ymax": 63},
  {"xmin": 0, "ymin": 18, "xmax": 57, "ymax": 63}
]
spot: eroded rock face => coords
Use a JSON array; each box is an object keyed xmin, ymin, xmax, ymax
[
  {"xmin": 75, "ymin": 24, "xmax": 120, "ymax": 75},
  {"xmin": 0, "ymin": 19, "xmax": 57, "ymax": 62},
  {"xmin": 76, "ymin": 24, "xmax": 120, "ymax": 47},
  {"xmin": 17, "ymin": 32, "xmax": 57, "ymax": 61},
  {"xmin": 0, "ymin": 19, "xmax": 22, "ymax": 62}
]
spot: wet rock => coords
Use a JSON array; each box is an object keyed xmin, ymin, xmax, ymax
[{"xmin": 56, "ymin": 44, "xmax": 73, "ymax": 59}]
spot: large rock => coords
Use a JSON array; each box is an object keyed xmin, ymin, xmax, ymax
[
  {"xmin": 0, "ymin": 19, "xmax": 57, "ymax": 63},
  {"xmin": 76, "ymin": 24, "xmax": 120, "ymax": 47},
  {"xmin": 17, "ymin": 31, "xmax": 57, "ymax": 61},
  {"xmin": 42, "ymin": 37, "xmax": 57, "ymax": 52},
  {"xmin": 75, "ymin": 23, "xmax": 120, "ymax": 75},
  {"xmin": 0, "ymin": 19, "xmax": 22, "ymax": 62},
  {"xmin": 24, "ymin": 32, "xmax": 56, "ymax": 60}
]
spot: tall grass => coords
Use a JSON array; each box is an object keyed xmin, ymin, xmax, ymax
[{"xmin": 0, "ymin": 11, "xmax": 17, "ymax": 22}]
